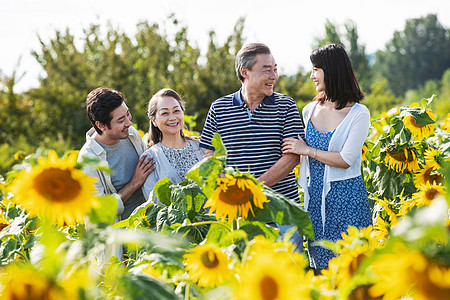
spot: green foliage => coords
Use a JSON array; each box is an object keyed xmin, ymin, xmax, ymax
[
  {"xmin": 374, "ymin": 14, "xmax": 450, "ymax": 96},
  {"xmin": 87, "ymin": 195, "xmax": 117, "ymax": 225},
  {"xmin": 364, "ymin": 78, "xmax": 401, "ymax": 116},
  {"xmin": 313, "ymin": 19, "xmax": 372, "ymax": 91}
]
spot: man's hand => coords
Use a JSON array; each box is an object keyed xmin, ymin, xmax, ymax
[
  {"xmin": 203, "ymin": 149, "xmax": 215, "ymax": 158},
  {"xmin": 119, "ymin": 155, "xmax": 155, "ymax": 203},
  {"xmin": 130, "ymin": 155, "xmax": 155, "ymax": 188}
]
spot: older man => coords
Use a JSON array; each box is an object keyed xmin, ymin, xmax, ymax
[{"xmin": 200, "ymin": 43, "xmax": 304, "ymax": 202}]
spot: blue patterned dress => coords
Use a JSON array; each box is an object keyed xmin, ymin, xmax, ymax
[{"xmin": 306, "ymin": 120, "xmax": 372, "ymax": 269}]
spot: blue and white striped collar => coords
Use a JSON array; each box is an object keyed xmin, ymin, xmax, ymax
[{"xmin": 232, "ymin": 88, "xmax": 276, "ymax": 107}]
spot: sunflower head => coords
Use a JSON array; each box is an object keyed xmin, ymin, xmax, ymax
[
  {"xmin": 384, "ymin": 146, "xmax": 420, "ymax": 173},
  {"xmin": 9, "ymin": 150, "xmax": 100, "ymax": 226},
  {"xmin": 203, "ymin": 172, "xmax": 269, "ymax": 223},
  {"xmin": 234, "ymin": 248, "xmax": 308, "ymax": 300},
  {"xmin": 414, "ymin": 165, "xmax": 443, "ymax": 186},
  {"xmin": 184, "ymin": 244, "xmax": 233, "ymax": 287},
  {"xmin": 412, "ymin": 181, "xmax": 445, "ymax": 207},
  {"xmin": 0, "ymin": 264, "xmax": 75, "ymax": 300},
  {"xmin": 403, "ymin": 111, "xmax": 435, "ymax": 140},
  {"xmin": 424, "ymin": 148, "xmax": 443, "ymax": 171},
  {"xmin": 441, "ymin": 113, "xmax": 450, "ymax": 132}
]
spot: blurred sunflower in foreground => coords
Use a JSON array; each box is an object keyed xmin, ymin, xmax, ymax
[
  {"xmin": 204, "ymin": 172, "xmax": 269, "ymax": 223},
  {"xmin": 184, "ymin": 244, "xmax": 233, "ymax": 287},
  {"xmin": 8, "ymin": 150, "xmax": 99, "ymax": 226},
  {"xmin": 0, "ymin": 264, "xmax": 76, "ymax": 300},
  {"xmin": 234, "ymin": 245, "xmax": 309, "ymax": 300}
]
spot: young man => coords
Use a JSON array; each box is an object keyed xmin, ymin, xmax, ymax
[
  {"xmin": 200, "ymin": 43, "xmax": 304, "ymax": 202},
  {"xmin": 78, "ymin": 87, "xmax": 154, "ymax": 222}
]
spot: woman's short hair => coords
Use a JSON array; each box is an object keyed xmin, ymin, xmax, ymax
[
  {"xmin": 147, "ymin": 88, "xmax": 186, "ymax": 146},
  {"xmin": 310, "ymin": 44, "xmax": 364, "ymax": 109}
]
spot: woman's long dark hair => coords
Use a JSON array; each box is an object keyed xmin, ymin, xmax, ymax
[{"xmin": 310, "ymin": 44, "xmax": 364, "ymax": 109}]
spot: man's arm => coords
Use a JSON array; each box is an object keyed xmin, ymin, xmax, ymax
[
  {"xmin": 259, "ymin": 99, "xmax": 303, "ymax": 187},
  {"xmin": 257, "ymin": 153, "xmax": 300, "ymax": 187}
]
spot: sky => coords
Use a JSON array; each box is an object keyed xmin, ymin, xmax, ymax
[{"xmin": 1, "ymin": 0, "xmax": 449, "ymax": 92}]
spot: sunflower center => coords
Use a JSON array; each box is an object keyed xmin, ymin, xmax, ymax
[
  {"xmin": 33, "ymin": 168, "xmax": 81, "ymax": 203},
  {"xmin": 388, "ymin": 148, "xmax": 415, "ymax": 163},
  {"xmin": 200, "ymin": 250, "xmax": 219, "ymax": 269},
  {"xmin": 219, "ymin": 184, "xmax": 253, "ymax": 205},
  {"xmin": 260, "ymin": 275, "xmax": 278, "ymax": 300},
  {"xmin": 423, "ymin": 168, "xmax": 442, "ymax": 184},
  {"xmin": 12, "ymin": 282, "xmax": 49, "ymax": 300},
  {"xmin": 425, "ymin": 189, "xmax": 438, "ymax": 201}
]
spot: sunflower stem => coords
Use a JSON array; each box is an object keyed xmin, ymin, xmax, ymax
[
  {"xmin": 231, "ymin": 219, "xmax": 239, "ymax": 231},
  {"xmin": 185, "ymin": 282, "xmax": 191, "ymax": 300},
  {"xmin": 13, "ymin": 250, "xmax": 30, "ymax": 264},
  {"xmin": 189, "ymin": 221, "xmax": 231, "ymax": 232}
]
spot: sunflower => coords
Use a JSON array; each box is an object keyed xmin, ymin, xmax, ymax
[
  {"xmin": 246, "ymin": 235, "xmax": 306, "ymax": 268},
  {"xmin": 398, "ymin": 199, "xmax": 416, "ymax": 217},
  {"xmin": 424, "ymin": 148, "xmax": 442, "ymax": 171},
  {"xmin": 412, "ymin": 182, "xmax": 445, "ymax": 207},
  {"xmin": 9, "ymin": 150, "xmax": 99, "ymax": 226},
  {"xmin": 0, "ymin": 264, "xmax": 74, "ymax": 300},
  {"xmin": 441, "ymin": 113, "xmax": 450, "ymax": 132},
  {"xmin": 234, "ymin": 250, "xmax": 307, "ymax": 300},
  {"xmin": 414, "ymin": 165, "xmax": 443, "ymax": 186},
  {"xmin": 384, "ymin": 146, "xmax": 420, "ymax": 173},
  {"xmin": 322, "ymin": 226, "xmax": 378, "ymax": 290},
  {"xmin": 204, "ymin": 173, "xmax": 269, "ymax": 223},
  {"xmin": 375, "ymin": 198, "xmax": 399, "ymax": 227},
  {"xmin": 0, "ymin": 213, "xmax": 10, "ymax": 232},
  {"xmin": 369, "ymin": 244, "xmax": 427, "ymax": 300},
  {"xmin": 373, "ymin": 216, "xmax": 389, "ymax": 244},
  {"xmin": 142, "ymin": 264, "xmax": 161, "ymax": 279},
  {"xmin": 403, "ymin": 113, "xmax": 435, "ymax": 140},
  {"xmin": 361, "ymin": 143, "xmax": 368, "ymax": 163},
  {"xmin": 414, "ymin": 263, "xmax": 450, "ymax": 299},
  {"xmin": 184, "ymin": 244, "xmax": 233, "ymax": 287},
  {"xmin": 13, "ymin": 151, "xmax": 26, "ymax": 161}
]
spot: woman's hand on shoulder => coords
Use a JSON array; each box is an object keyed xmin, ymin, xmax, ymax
[{"xmin": 282, "ymin": 134, "xmax": 308, "ymax": 156}]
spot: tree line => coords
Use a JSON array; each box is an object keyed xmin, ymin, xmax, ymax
[{"xmin": 0, "ymin": 14, "xmax": 449, "ymax": 176}]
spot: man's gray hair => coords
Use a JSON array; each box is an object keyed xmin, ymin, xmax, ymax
[{"xmin": 235, "ymin": 43, "xmax": 271, "ymax": 82}]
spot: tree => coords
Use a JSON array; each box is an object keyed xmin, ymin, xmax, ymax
[
  {"xmin": 194, "ymin": 18, "xmax": 245, "ymax": 129},
  {"xmin": 374, "ymin": 14, "xmax": 450, "ymax": 96},
  {"xmin": 312, "ymin": 19, "xmax": 342, "ymax": 48},
  {"xmin": 313, "ymin": 19, "xmax": 372, "ymax": 91}
]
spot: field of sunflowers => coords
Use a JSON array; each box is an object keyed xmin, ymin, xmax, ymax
[{"xmin": 0, "ymin": 96, "xmax": 449, "ymax": 300}]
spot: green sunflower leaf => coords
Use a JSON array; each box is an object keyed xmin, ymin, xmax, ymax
[{"xmin": 248, "ymin": 187, "xmax": 315, "ymax": 241}]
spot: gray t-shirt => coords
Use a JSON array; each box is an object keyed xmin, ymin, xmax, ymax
[{"xmin": 99, "ymin": 138, "xmax": 145, "ymax": 220}]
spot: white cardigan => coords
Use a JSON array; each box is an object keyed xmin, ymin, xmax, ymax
[
  {"xmin": 141, "ymin": 139, "xmax": 205, "ymax": 203},
  {"xmin": 298, "ymin": 101, "xmax": 370, "ymax": 233}
]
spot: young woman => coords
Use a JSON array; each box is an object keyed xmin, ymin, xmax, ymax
[
  {"xmin": 282, "ymin": 44, "xmax": 372, "ymax": 270},
  {"xmin": 141, "ymin": 88, "xmax": 205, "ymax": 203}
]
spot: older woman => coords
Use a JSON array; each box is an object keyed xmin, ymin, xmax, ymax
[{"xmin": 141, "ymin": 88, "xmax": 205, "ymax": 203}]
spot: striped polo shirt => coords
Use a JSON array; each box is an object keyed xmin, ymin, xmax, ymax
[{"xmin": 200, "ymin": 89, "xmax": 304, "ymax": 201}]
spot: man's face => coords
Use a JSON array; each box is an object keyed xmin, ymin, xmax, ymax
[
  {"xmin": 243, "ymin": 53, "xmax": 278, "ymax": 98},
  {"xmin": 99, "ymin": 102, "xmax": 132, "ymax": 143}
]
